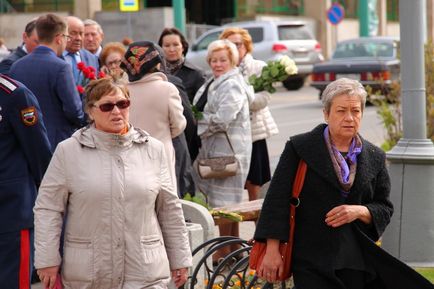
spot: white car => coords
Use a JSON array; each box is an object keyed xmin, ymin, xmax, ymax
[{"xmin": 186, "ymin": 20, "xmax": 324, "ymax": 90}]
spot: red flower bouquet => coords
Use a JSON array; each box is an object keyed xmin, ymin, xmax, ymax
[{"xmin": 76, "ymin": 62, "xmax": 106, "ymax": 93}]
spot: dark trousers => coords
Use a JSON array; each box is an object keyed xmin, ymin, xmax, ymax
[{"xmin": 0, "ymin": 229, "xmax": 32, "ymax": 289}]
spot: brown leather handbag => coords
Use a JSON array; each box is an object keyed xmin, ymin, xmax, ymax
[
  {"xmin": 197, "ymin": 132, "xmax": 238, "ymax": 179},
  {"xmin": 249, "ymin": 159, "xmax": 307, "ymax": 281}
]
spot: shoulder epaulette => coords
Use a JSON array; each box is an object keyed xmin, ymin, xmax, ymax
[{"xmin": 0, "ymin": 75, "xmax": 18, "ymax": 94}]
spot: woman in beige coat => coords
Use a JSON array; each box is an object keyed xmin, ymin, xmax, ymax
[
  {"xmin": 121, "ymin": 41, "xmax": 186, "ymax": 191},
  {"xmin": 34, "ymin": 78, "xmax": 192, "ymax": 289}
]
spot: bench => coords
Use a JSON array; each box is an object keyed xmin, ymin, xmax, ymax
[{"xmin": 212, "ymin": 199, "xmax": 264, "ymax": 226}]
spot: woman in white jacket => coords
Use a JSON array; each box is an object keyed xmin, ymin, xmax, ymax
[
  {"xmin": 34, "ymin": 78, "xmax": 192, "ymax": 289},
  {"xmin": 220, "ymin": 28, "xmax": 279, "ymax": 201},
  {"xmin": 192, "ymin": 40, "xmax": 252, "ymax": 260}
]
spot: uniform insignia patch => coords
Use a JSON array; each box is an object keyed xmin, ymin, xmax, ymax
[{"xmin": 21, "ymin": 106, "xmax": 38, "ymax": 126}]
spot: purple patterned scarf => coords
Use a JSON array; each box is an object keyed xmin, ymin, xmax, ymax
[{"xmin": 323, "ymin": 126, "xmax": 362, "ymax": 198}]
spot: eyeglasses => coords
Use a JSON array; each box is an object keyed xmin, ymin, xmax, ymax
[
  {"xmin": 62, "ymin": 34, "xmax": 72, "ymax": 41},
  {"xmin": 93, "ymin": 99, "xmax": 130, "ymax": 112}
]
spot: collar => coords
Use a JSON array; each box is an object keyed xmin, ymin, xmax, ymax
[
  {"xmin": 290, "ymin": 124, "xmax": 380, "ymax": 196},
  {"xmin": 128, "ymin": 71, "xmax": 167, "ymax": 85},
  {"xmin": 22, "ymin": 44, "xmax": 28, "ymax": 54},
  {"xmin": 212, "ymin": 67, "xmax": 254, "ymax": 103},
  {"xmin": 63, "ymin": 50, "xmax": 80, "ymax": 57},
  {"xmin": 72, "ymin": 124, "xmax": 150, "ymax": 149},
  {"xmin": 34, "ymin": 45, "xmax": 57, "ymax": 55},
  {"xmin": 94, "ymin": 46, "xmax": 102, "ymax": 57}
]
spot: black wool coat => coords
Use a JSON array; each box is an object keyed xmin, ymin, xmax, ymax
[
  {"xmin": 255, "ymin": 124, "xmax": 433, "ymax": 288},
  {"xmin": 174, "ymin": 61, "xmax": 205, "ymax": 103}
]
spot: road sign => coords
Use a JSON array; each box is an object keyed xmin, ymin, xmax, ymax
[
  {"xmin": 327, "ymin": 3, "xmax": 345, "ymax": 25},
  {"xmin": 120, "ymin": 0, "xmax": 139, "ymax": 12}
]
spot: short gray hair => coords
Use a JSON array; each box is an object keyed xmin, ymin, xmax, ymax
[
  {"xmin": 206, "ymin": 39, "xmax": 239, "ymax": 67},
  {"xmin": 83, "ymin": 19, "xmax": 103, "ymax": 35},
  {"xmin": 322, "ymin": 78, "xmax": 367, "ymax": 113}
]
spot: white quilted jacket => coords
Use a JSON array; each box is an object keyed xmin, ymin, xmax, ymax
[{"xmin": 240, "ymin": 54, "xmax": 279, "ymax": 142}]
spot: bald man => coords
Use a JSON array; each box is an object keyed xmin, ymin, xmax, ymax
[{"xmin": 63, "ymin": 16, "xmax": 99, "ymax": 86}]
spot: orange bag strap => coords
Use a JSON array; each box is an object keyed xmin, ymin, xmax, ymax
[
  {"xmin": 288, "ymin": 159, "xmax": 307, "ymax": 244},
  {"xmin": 292, "ymin": 159, "xmax": 307, "ymax": 203}
]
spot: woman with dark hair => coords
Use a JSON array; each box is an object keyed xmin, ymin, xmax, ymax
[
  {"xmin": 158, "ymin": 28, "xmax": 205, "ymax": 162},
  {"xmin": 158, "ymin": 27, "xmax": 205, "ymax": 103}
]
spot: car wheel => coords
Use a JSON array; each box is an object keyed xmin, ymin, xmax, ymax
[{"xmin": 282, "ymin": 77, "xmax": 305, "ymax": 90}]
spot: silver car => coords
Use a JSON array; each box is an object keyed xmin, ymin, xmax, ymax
[{"xmin": 186, "ymin": 20, "xmax": 324, "ymax": 90}]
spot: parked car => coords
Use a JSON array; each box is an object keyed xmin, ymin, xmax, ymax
[
  {"xmin": 311, "ymin": 36, "xmax": 400, "ymax": 98},
  {"xmin": 186, "ymin": 20, "xmax": 324, "ymax": 90}
]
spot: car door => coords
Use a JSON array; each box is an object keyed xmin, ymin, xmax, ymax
[{"xmin": 187, "ymin": 29, "xmax": 222, "ymax": 73}]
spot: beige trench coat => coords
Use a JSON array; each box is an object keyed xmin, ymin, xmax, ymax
[
  {"xmin": 127, "ymin": 72, "xmax": 186, "ymax": 189},
  {"xmin": 34, "ymin": 126, "xmax": 192, "ymax": 289}
]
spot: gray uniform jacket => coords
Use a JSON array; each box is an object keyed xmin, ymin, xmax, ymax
[{"xmin": 34, "ymin": 125, "xmax": 192, "ymax": 289}]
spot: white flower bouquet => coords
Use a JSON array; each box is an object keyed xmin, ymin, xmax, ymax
[{"xmin": 249, "ymin": 55, "xmax": 298, "ymax": 93}]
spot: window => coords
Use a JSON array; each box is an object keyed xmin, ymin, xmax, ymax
[
  {"xmin": 333, "ymin": 41, "xmax": 395, "ymax": 58},
  {"xmin": 196, "ymin": 31, "xmax": 221, "ymax": 51},
  {"xmin": 278, "ymin": 25, "xmax": 312, "ymax": 40},
  {"xmin": 245, "ymin": 27, "xmax": 264, "ymax": 43}
]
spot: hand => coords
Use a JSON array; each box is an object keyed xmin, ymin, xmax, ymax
[
  {"xmin": 171, "ymin": 267, "xmax": 188, "ymax": 287},
  {"xmin": 257, "ymin": 239, "xmax": 284, "ymax": 283},
  {"xmin": 37, "ymin": 265, "xmax": 59, "ymax": 289},
  {"xmin": 325, "ymin": 205, "xmax": 372, "ymax": 227}
]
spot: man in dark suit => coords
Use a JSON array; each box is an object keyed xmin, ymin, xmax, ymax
[
  {"xmin": 0, "ymin": 19, "xmax": 39, "ymax": 75},
  {"xmin": 63, "ymin": 16, "xmax": 99, "ymax": 86},
  {"xmin": 10, "ymin": 13, "xmax": 85, "ymax": 149}
]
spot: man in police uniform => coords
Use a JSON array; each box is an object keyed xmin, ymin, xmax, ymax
[{"xmin": 0, "ymin": 74, "xmax": 52, "ymax": 289}]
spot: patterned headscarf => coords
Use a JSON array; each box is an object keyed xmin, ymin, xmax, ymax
[{"xmin": 121, "ymin": 41, "xmax": 163, "ymax": 82}]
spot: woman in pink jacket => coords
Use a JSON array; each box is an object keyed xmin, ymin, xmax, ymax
[{"xmin": 121, "ymin": 41, "xmax": 187, "ymax": 191}]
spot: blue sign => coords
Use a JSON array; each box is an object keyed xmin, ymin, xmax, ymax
[{"xmin": 327, "ymin": 3, "xmax": 345, "ymax": 25}]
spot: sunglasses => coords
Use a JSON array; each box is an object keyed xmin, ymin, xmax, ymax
[{"xmin": 94, "ymin": 99, "xmax": 130, "ymax": 112}]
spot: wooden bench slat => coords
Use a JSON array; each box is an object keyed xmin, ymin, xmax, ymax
[{"xmin": 213, "ymin": 199, "xmax": 263, "ymax": 225}]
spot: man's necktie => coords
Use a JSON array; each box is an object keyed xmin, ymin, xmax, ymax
[{"xmin": 68, "ymin": 52, "xmax": 79, "ymax": 84}]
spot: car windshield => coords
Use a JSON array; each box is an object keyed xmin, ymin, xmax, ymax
[
  {"xmin": 278, "ymin": 25, "xmax": 312, "ymax": 40},
  {"xmin": 333, "ymin": 41, "xmax": 395, "ymax": 58}
]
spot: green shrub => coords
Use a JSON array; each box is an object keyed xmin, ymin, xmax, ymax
[{"xmin": 373, "ymin": 41, "xmax": 434, "ymax": 150}]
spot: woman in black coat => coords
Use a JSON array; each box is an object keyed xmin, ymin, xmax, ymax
[
  {"xmin": 254, "ymin": 78, "xmax": 433, "ymax": 289},
  {"xmin": 158, "ymin": 28, "xmax": 205, "ymax": 162}
]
